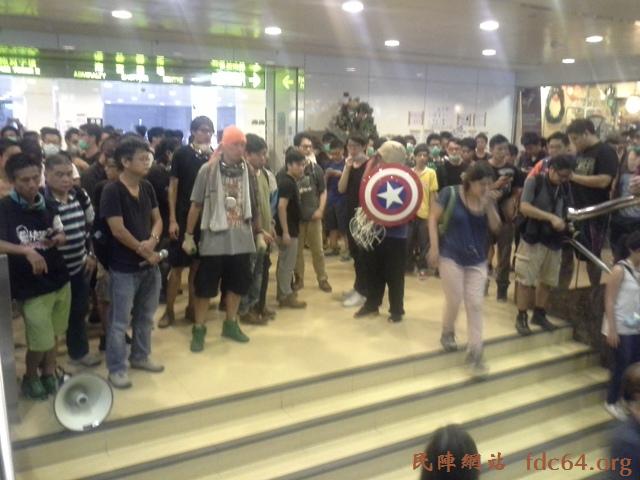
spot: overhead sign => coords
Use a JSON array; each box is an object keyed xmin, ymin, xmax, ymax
[{"xmin": 0, "ymin": 45, "xmax": 265, "ymax": 89}]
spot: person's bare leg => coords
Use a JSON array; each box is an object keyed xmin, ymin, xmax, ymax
[
  {"xmin": 535, "ymin": 283, "xmax": 551, "ymax": 309},
  {"xmin": 25, "ymin": 350, "xmax": 44, "ymax": 378},
  {"xmin": 188, "ymin": 261, "xmax": 199, "ymax": 309},
  {"xmin": 193, "ymin": 296, "xmax": 209, "ymax": 326},
  {"xmin": 225, "ymin": 291, "xmax": 241, "ymax": 321},
  {"xmin": 516, "ymin": 283, "xmax": 533, "ymax": 311}
]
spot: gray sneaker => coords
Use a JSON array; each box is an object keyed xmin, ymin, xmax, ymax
[
  {"xmin": 69, "ymin": 352, "xmax": 102, "ymax": 367},
  {"xmin": 440, "ymin": 332, "xmax": 458, "ymax": 352},
  {"xmin": 130, "ymin": 358, "xmax": 165, "ymax": 373},
  {"xmin": 109, "ymin": 371, "xmax": 132, "ymax": 389},
  {"xmin": 466, "ymin": 350, "xmax": 489, "ymax": 379}
]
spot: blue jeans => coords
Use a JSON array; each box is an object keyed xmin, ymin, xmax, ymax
[
  {"xmin": 607, "ymin": 333, "xmax": 640, "ymax": 404},
  {"xmin": 239, "ymin": 251, "xmax": 266, "ymax": 315},
  {"xmin": 107, "ymin": 267, "xmax": 161, "ymax": 374}
]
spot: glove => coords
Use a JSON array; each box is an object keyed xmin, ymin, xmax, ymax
[
  {"xmin": 182, "ymin": 233, "xmax": 197, "ymax": 255},
  {"xmin": 255, "ymin": 233, "xmax": 267, "ymax": 254}
]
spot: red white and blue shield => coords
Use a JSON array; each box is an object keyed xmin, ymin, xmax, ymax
[{"xmin": 359, "ymin": 164, "xmax": 423, "ymax": 227}]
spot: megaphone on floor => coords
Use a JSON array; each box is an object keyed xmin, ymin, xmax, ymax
[{"xmin": 54, "ymin": 373, "xmax": 113, "ymax": 432}]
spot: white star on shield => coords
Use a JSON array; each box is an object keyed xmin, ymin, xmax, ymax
[{"xmin": 377, "ymin": 181, "xmax": 404, "ymax": 209}]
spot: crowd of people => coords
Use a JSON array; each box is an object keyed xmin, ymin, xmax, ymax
[{"xmin": 0, "ymin": 116, "xmax": 639, "ymax": 449}]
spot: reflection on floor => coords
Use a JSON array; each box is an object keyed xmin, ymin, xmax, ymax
[{"xmin": 10, "ymin": 252, "xmax": 613, "ymax": 480}]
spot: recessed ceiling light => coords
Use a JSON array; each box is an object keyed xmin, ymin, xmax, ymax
[
  {"xmin": 384, "ymin": 39, "xmax": 400, "ymax": 47},
  {"xmin": 482, "ymin": 49, "xmax": 496, "ymax": 56},
  {"xmin": 105, "ymin": 100, "xmax": 112, "ymax": 105},
  {"xmin": 479, "ymin": 20, "xmax": 499, "ymax": 31},
  {"xmin": 61, "ymin": 45, "xmax": 75, "ymax": 51},
  {"xmin": 131, "ymin": 96, "xmax": 138, "ymax": 101},
  {"xmin": 562, "ymin": 58, "xmax": 575, "ymax": 64},
  {"xmin": 160, "ymin": 102, "xmax": 166, "ymax": 106},
  {"xmin": 148, "ymin": 93, "xmax": 156, "ymax": 99},
  {"xmin": 175, "ymin": 100, "xmax": 182, "ymax": 105},
  {"xmin": 111, "ymin": 9, "xmax": 132, "ymax": 20},
  {"xmin": 585, "ymin": 35, "xmax": 603, "ymax": 43},
  {"xmin": 346, "ymin": 67, "xmax": 357, "ymax": 72},
  {"xmin": 342, "ymin": 1, "xmax": 364, "ymax": 13},
  {"xmin": 116, "ymin": 98, "xmax": 124, "ymax": 103},
  {"xmin": 264, "ymin": 26, "xmax": 282, "ymax": 36},
  {"xmin": 168, "ymin": 90, "xmax": 176, "ymax": 97}
]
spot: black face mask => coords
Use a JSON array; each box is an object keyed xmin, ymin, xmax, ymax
[{"xmin": 220, "ymin": 156, "xmax": 245, "ymax": 178}]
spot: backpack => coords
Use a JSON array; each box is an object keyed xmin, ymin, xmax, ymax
[
  {"xmin": 515, "ymin": 174, "xmax": 544, "ymax": 235},
  {"xmin": 438, "ymin": 185, "xmax": 458, "ymax": 236}
]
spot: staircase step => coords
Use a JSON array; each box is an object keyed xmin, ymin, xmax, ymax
[
  {"xmin": 120, "ymin": 366, "xmax": 606, "ymax": 480},
  {"xmin": 13, "ymin": 329, "xmax": 575, "ymax": 473}
]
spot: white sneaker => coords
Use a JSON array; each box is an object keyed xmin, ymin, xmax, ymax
[
  {"xmin": 343, "ymin": 292, "xmax": 366, "ymax": 308},
  {"xmin": 341, "ymin": 289, "xmax": 356, "ymax": 300},
  {"xmin": 604, "ymin": 401, "xmax": 628, "ymax": 421},
  {"xmin": 69, "ymin": 352, "xmax": 102, "ymax": 367},
  {"xmin": 130, "ymin": 358, "xmax": 165, "ymax": 373},
  {"xmin": 109, "ymin": 371, "xmax": 132, "ymax": 389}
]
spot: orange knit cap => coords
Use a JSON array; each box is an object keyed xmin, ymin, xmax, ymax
[{"xmin": 221, "ymin": 125, "xmax": 246, "ymax": 145}]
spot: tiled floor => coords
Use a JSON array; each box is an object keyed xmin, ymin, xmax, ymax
[{"xmin": 9, "ymin": 250, "xmax": 594, "ymax": 443}]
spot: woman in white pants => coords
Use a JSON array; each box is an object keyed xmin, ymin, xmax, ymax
[{"xmin": 428, "ymin": 162, "xmax": 501, "ymax": 377}]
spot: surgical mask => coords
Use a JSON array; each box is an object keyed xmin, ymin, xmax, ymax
[
  {"xmin": 406, "ymin": 144, "xmax": 415, "ymax": 155},
  {"xmin": 430, "ymin": 146, "xmax": 441, "ymax": 157},
  {"xmin": 78, "ymin": 139, "xmax": 89, "ymax": 151},
  {"xmin": 67, "ymin": 145, "xmax": 80, "ymax": 156},
  {"xmin": 366, "ymin": 146, "xmax": 375, "ymax": 157},
  {"xmin": 448, "ymin": 154, "xmax": 462, "ymax": 165},
  {"xmin": 323, "ymin": 143, "xmax": 331, "ymax": 153},
  {"xmin": 5, "ymin": 135, "xmax": 18, "ymax": 142},
  {"xmin": 42, "ymin": 144, "xmax": 60, "ymax": 157}
]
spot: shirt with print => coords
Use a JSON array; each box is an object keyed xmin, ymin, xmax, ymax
[
  {"xmin": 44, "ymin": 186, "xmax": 94, "ymax": 276},
  {"xmin": 572, "ymin": 142, "xmax": 619, "ymax": 208},
  {"xmin": 100, "ymin": 180, "xmax": 158, "ymax": 273},
  {"xmin": 275, "ymin": 171, "xmax": 302, "ymax": 238},
  {"xmin": 170, "ymin": 145, "xmax": 208, "ymax": 224},
  {"xmin": 0, "ymin": 195, "xmax": 69, "ymax": 300},
  {"xmin": 189, "ymin": 162, "xmax": 255, "ymax": 256},
  {"xmin": 297, "ymin": 162, "xmax": 326, "ymax": 221}
]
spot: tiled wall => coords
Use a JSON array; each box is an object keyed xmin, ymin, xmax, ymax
[{"xmin": 303, "ymin": 55, "xmax": 516, "ymax": 141}]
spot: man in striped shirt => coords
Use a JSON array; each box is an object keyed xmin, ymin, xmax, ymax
[{"xmin": 44, "ymin": 154, "xmax": 101, "ymax": 367}]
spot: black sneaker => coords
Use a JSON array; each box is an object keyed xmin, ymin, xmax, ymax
[
  {"xmin": 387, "ymin": 313, "xmax": 403, "ymax": 323},
  {"xmin": 354, "ymin": 305, "xmax": 379, "ymax": 318},
  {"xmin": 531, "ymin": 312, "xmax": 557, "ymax": 332},
  {"xmin": 515, "ymin": 311, "xmax": 532, "ymax": 336}
]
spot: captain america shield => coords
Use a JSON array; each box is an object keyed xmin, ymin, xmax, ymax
[{"xmin": 359, "ymin": 164, "xmax": 423, "ymax": 227}]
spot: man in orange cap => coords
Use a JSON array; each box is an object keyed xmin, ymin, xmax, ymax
[{"xmin": 183, "ymin": 125, "xmax": 257, "ymax": 351}]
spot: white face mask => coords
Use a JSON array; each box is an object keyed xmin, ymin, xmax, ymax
[{"xmin": 42, "ymin": 143, "xmax": 60, "ymax": 157}]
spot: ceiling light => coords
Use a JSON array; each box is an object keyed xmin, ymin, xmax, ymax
[
  {"xmin": 116, "ymin": 98, "xmax": 124, "ymax": 103},
  {"xmin": 61, "ymin": 45, "xmax": 75, "ymax": 51},
  {"xmin": 626, "ymin": 96, "xmax": 640, "ymax": 114},
  {"xmin": 148, "ymin": 93, "xmax": 156, "ymax": 99},
  {"xmin": 479, "ymin": 20, "xmax": 499, "ymax": 31},
  {"xmin": 346, "ymin": 67, "xmax": 357, "ymax": 72},
  {"xmin": 264, "ymin": 26, "xmax": 282, "ymax": 36},
  {"xmin": 482, "ymin": 49, "xmax": 496, "ymax": 56},
  {"xmin": 342, "ymin": 1, "xmax": 364, "ymax": 13},
  {"xmin": 111, "ymin": 9, "xmax": 133, "ymax": 20},
  {"xmin": 131, "ymin": 96, "xmax": 138, "ymax": 101},
  {"xmin": 562, "ymin": 58, "xmax": 575, "ymax": 64},
  {"xmin": 175, "ymin": 100, "xmax": 182, "ymax": 105},
  {"xmin": 105, "ymin": 100, "xmax": 112, "ymax": 105},
  {"xmin": 384, "ymin": 39, "xmax": 400, "ymax": 47},
  {"xmin": 168, "ymin": 90, "xmax": 176, "ymax": 96},
  {"xmin": 635, "ymin": 20, "xmax": 640, "ymax": 27},
  {"xmin": 585, "ymin": 35, "xmax": 603, "ymax": 43},
  {"xmin": 160, "ymin": 102, "xmax": 166, "ymax": 106}
]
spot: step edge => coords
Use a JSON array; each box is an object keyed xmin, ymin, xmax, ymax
[{"xmin": 64, "ymin": 380, "xmax": 607, "ymax": 480}]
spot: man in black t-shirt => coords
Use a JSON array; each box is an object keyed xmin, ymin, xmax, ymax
[
  {"xmin": 438, "ymin": 137, "xmax": 469, "ymax": 190},
  {"xmin": 0, "ymin": 154, "xmax": 70, "ymax": 400},
  {"xmin": 338, "ymin": 134, "xmax": 370, "ymax": 308},
  {"xmin": 487, "ymin": 134, "xmax": 525, "ymax": 301},
  {"xmin": 275, "ymin": 149, "xmax": 306, "ymax": 308},
  {"xmin": 567, "ymin": 119, "xmax": 619, "ymax": 287},
  {"xmin": 101, "ymin": 139, "xmax": 164, "ymax": 389},
  {"xmin": 161, "ymin": 116, "xmax": 214, "ymax": 328}
]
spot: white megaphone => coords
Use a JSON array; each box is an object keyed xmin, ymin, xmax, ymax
[{"xmin": 54, "ymin": 373, "xmax": 113, "ymax": 432}]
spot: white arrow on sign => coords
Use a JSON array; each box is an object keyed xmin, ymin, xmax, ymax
[
  {"xmin": 249, "ymin": 72, "xmax": 261, "ymax": 88},
  {"xmin": 282, "ymin": 74, "xmax": 294, "ymax": 90}
]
